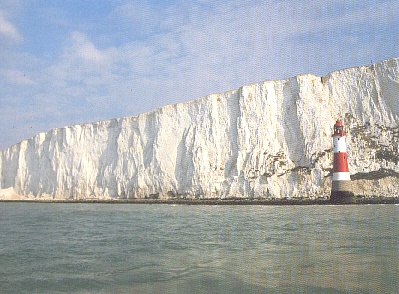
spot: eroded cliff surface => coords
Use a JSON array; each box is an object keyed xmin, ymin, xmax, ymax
[{"xmin": 1, "ymin": 58, "xmax": 399, "ymax": 200}]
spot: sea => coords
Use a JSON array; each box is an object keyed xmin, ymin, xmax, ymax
[{"xmin": 0, "ymin": 203, "xmax": 398, "ymax": 294}]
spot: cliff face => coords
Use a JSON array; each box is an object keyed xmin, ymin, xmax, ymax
[{"xmin": 1, "ymin": 58, "xmax": 399, "ymax": 200}]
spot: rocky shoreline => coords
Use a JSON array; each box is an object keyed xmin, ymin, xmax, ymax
[{"xmin": 1, "ymin": 196, "xmax": 398, "ymax": 205}]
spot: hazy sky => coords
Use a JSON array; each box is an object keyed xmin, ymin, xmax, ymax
[{"xmin": 1, "ymin": 0, "xmax": 398, "ymax": 150}]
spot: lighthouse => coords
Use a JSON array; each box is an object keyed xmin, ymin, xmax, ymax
[{"xmin": 330, "ymin": 119, "xmax": 355, "ymax": 203}]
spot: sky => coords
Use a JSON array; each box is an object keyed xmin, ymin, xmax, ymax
[{"xmin": 0, "ymin": 0, "xmax": 398, "ymax": 150}]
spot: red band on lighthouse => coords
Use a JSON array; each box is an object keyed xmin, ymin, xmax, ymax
[
  {"xmin": 330, "ymin": 119, "xmax": 354, "ymax": 203},
  {"xmin": 333, "ymin": 153, "xmax": 349, "ymax": 173}
]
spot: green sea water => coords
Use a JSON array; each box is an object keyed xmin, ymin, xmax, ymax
[{"xmin": 0, "ymin": 203, "xmax": 398, "ymax": 293}]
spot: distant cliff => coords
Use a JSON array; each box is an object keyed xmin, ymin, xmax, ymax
[{"xmin": 1, "ymin": 58, "xmax": 399, "ymax": 200}]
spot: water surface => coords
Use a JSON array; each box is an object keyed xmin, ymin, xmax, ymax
[{"xmin": 0, "ymin": 203, "xmax": 398, "ymax": 293}]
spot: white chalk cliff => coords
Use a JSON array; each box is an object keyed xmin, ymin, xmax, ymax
[{"xmin": 1, "ymin": 58, "xmax": 399, "ymax": 200}]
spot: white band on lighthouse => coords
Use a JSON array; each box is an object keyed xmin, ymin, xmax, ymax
[
  {"xmin": 333, "ymin": 136, "xmax": 347, "ymax": 153},
  {"xmin": 332, "ymin": 172, "xmax": 351, "ymax": 181}
]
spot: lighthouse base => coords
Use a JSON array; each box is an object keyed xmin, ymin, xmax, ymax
[{"xmin": 330, "ymin": 191, "xmax": 356, "ymax": 204}]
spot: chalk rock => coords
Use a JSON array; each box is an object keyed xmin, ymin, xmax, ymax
[{"xmin": 1, "ymin": 58, "xmax": 399, "ymax": 200}]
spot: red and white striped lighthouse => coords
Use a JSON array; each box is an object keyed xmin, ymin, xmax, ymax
[{"xmin": 330, "ymin": 119, "xmax": 355, "ymax": 203}]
